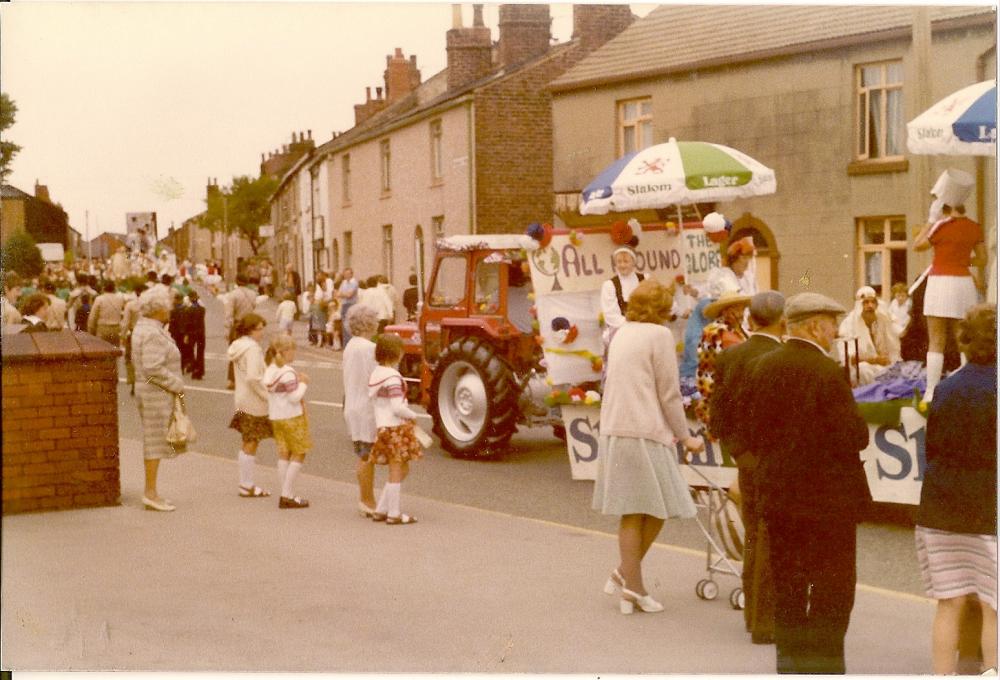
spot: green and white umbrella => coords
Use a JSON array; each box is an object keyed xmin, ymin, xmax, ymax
[{"xmin": 580, "ymin": 137, "xmax": 777, "ymax": 215}]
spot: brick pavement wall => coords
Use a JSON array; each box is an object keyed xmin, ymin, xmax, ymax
[{"xmin": 2, "ymin": 330, "xmax": 121, "ymax": 514}]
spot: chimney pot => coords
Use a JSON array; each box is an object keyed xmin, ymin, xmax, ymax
[
  {"xmin": 376, "ymin": 86, "xmax": 383, "ymax": 100},
  {"xmin": 451, "ymin": 4, "xmax": 462, "ymax": 28},
  {"xmin": 473, "ymin": 4, "xmax": 484, "ymax": 27},
  {"xmin": 395, "ymin": 47, "xmax": 403, "ymax": 57},
  {"xmin": 366, "ymin": 86, "xmax": 372, "ymax": 102},
  {"xmin": 308, "ymin": 129, "xmax": 312, "ymax": 139}
]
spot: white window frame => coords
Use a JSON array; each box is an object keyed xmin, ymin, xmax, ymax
[
  {"xmin": 382, "ymin": 224, "xmax": 393, "ymax": 281},
  {"xmin": 380, "ymin": 139, "xmax": 391, "ymax": 194},
  {"xmin": 855, "ymin": 60, "xmax": 904, "ymax": 161},
  {"xmin": 617, "ymin": 97, "xmax": 653, "ymax": 156},
  {"xmin": 341, "ymin": 154, "xmax": 351, "ymax": 204},
  {"xmin": 856, "ymin": 215, "xmax": 908, "ymax": 295},
  {"xmin": 430, "ymin": 120, "xmax": 443, "ymax": 183}
]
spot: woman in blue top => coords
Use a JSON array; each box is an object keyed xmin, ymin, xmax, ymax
[{"xmin": 915, "ymin": 303, "xmax": 997, "ymax": 674}]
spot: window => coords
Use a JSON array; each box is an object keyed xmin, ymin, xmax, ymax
[
  {"xmin": 856, "ymin": 216, "xmax": 907, "ymax": 296},
  {"xmin": 856, "ymin": 61, "xmax": 904, "ymax": 160},
  {"xmin": 432, "ymin": 215, "xmax": 445, "ymax": 240},
  {"xmin": 344, "ymin": 231, "xmax": 353, "ymax": 269},
  {"xmin": 380, "ymin": 139, "xmax": 391, "ymax": 193},
  {"xmin": 618, "ymin": 98, "xmax": 653, "ymax": 155},
  {"xmin": 332, "ymin": 239, "xmax": 340, "ymax": 272},
  {"xmin": 430, "ymin": 120, "xmax": 443, "ymax": 182},
  {"xmin": 341, "ymin": 155, "xmax": 351, "ymax": 204},
  {"xmin": 429, "ymin": 255, "xmax": 467, "ymax": 308},
  {"xmin": 382, "ymin": 224, "xmax": 394, "ymax": 281},
  {"xmin": 474, "ymin": 258, "xmax": 503, "ymax": 315}
]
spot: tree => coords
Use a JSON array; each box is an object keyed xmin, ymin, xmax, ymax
[
  {"xmin": 0, "ymin": 92, "xmax": 22, "ymax": 183},
  {"xmin": 198, "ymin": 174, "xmax": 278, "ymax": 255},
  {"xmin": 1, "ymin": 231, "xmax": 44, "ymax": 278}
]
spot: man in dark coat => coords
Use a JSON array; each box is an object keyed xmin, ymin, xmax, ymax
[
  {"xmin": 745, "ymin": 292, "xmax": 871, "ymax": 675},
  {"xmin": 169, "ymin": 292, "xmax": 191, "ymax": 373},
  {"xmin": 185, "ymin": 289, "xmax": 207, "ymax": 380},
  {"xmin": 709, "ymin": 290, "xmax": 785, "ymax": 645}
]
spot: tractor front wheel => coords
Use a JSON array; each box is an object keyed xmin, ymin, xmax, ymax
[{"xmin": 429, "ymin": 337, "xmax": 519, "ymax": 459}]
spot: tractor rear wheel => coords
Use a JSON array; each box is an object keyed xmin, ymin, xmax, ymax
[{"xmin": 429, "ymin": 337, "xmax": 519, "ymax": 459}]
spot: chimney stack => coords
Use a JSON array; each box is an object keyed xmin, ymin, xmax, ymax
[
  {"xmin": 384, "ymin": 48, "xmax": 422, "ymax": 104},
  {"xmin": 498, "ymin": 4, "xmax": 551, "ymax": 67},
  {"xmin": 446, "ymin": 3, "xmax": 493, "ymax": 90},
  {"xmin": 572, "ymin": 4, "xmax": 634, "ymax": 54}
]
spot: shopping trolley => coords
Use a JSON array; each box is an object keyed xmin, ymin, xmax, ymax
[{"xmin": 686, "ymin": 463, "xmax": 746, "ymax": 610}]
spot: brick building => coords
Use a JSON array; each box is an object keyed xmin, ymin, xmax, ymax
[
  {"xmin": 549, "ymin": 5, "xmax": 996, "ymax": 304},
  {"xmin": 86, "ymin": 232, "xmax": 128, "ymax": 261},
  {"xmin": 1, "ymin": 182, "xmax": 75, "ymax": 252},
  {"xmin": 271, "ymin": 3, "xmax": 634, "ymax": 299}
]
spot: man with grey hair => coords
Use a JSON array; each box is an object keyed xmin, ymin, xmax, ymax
[
  {"xmin": 341, "ymin": 304, "xmax": 380, "ymax": 516},
  {"xmin": 745, "ymin": 292, "xmax": 871, "ymax": 675},
  {"xmin": 708, "ymin": 289, "xmax": 786, "ymax": 645}
]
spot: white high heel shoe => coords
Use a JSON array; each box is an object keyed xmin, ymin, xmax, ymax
[
  {"xmin": 620, "ymin": 587, "xmax": 664, "ymax": 614},
  {"xmin": 603, "ymin": 568, "xmax": 625, "ymax": 595}
]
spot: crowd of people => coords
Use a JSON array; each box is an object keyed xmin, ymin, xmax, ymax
[
  {"xmin": 0, "ymin": 183, "xmax": 993, "ymax": 673},
  {"xmin": 591, "ymin": 190, "xmax": 995, "ymax": 675}
]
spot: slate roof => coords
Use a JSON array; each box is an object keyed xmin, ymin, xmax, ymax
[
  {"xmin": 550, "ymin": 4, "xmax": 996, "ymax": 92},
  {"xmin": 1, "ymin": 184, "xmax": 33, "ymax": 200}
]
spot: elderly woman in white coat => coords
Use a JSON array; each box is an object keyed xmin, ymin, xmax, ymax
[
  {"xmin": 593, "ymin": 279, "xmax": 704, "ymax": 614},
  {"xmin": 132, "ymin": 288, "xmax": 185, "ymax": 512}
]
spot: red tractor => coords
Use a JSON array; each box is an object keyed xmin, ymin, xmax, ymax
[{"xmin": 385, "ymin": 234, "xmax": 556, "ymax": 458}]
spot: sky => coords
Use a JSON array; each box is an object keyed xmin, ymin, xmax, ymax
[{"xmin": 1, "ymin": 1, "xmax": 655, "ymax": 241}]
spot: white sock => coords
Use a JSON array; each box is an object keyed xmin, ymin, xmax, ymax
[
  {"xmin": 375, "ymin": 484, "xmax": 389, "ymax": 514},
  {"xmin": 925, "ymin": 352, "xmax": 944, "ymax": 400},
  {"xmin": 238, "ymin": 451, "xmax": 255, "ymax": 488},
  {"xmin": 277, "ymin": 459, "xmax": 289, "ymax": 493},
  {"xmin": 385, "ymin": 482, "xmax": 402, "ymax": 518},
  {"xmin": 282, "ymin": 461, "xmax": 302, "ymax": 498}
]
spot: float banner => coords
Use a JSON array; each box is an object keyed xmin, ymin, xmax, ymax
[
  {"xmin": 535, "ymin": 292, "xmax": 603, "ymax": 385},
  {"xmin": 561, "ymin": 405, "xmax": 927, "ymax": 505},
  {"xmin": 682, "ymin": 228, "xmax": 723, "ymax": 286},
  {"xmin": 528, "ymin": 228, "xmax": 687, "ymax": 296}
]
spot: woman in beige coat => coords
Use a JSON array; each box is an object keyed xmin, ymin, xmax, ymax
[{"xmin": 132, "ymin": 288, "xmax": 185, "ymax": 511}]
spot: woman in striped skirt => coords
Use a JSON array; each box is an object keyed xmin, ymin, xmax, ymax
[
  {"xmin": 915, "ymin": 304, "xmax": 997, "ymax": 674},
  {"xmin": 132, "ymin": 288, "xmax": 186, "ymax": 512}
]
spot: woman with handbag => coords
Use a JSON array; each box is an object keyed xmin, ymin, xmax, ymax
[{"xmin": 132, "ymin": 288, "xmax": 186, "ymax": 512}]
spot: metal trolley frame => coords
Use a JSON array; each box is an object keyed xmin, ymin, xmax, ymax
[{"xmin": 687, "ymin": 464, "xmax": 746, "ymax": 610}]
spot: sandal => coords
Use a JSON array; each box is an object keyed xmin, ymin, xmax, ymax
[
  {"xmin": 385, "ymin": 514, "xmax": 417, "ymax": 525},
  {"xmin": 358, "ymin": 502, "xmax": 376, "ymax": 518},
  {"xmin": 371, "ymin": 512, "xmax": 388, "ymax": 522},
  {"xmin": 278, "ymin": 496, "xmax": 310, "ymax": 509},
  {"xmin": 239, "ymin": 485, "xmax": 271, "ymax": 498}
]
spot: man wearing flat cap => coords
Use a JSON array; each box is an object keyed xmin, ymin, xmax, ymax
[
  {"xmin": 745, "ymin": 292, "xmax": 871, "ymax": 674},
  {"xmin": 708, "ymin": 290, "xmax": 786, "ymax": 645}
]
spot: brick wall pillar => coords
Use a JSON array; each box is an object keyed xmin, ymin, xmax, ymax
[{"xmin": 2, "ymin": 330, "xmax": 122, "ymax": 514}]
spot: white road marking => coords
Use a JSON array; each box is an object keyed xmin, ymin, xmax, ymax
[
  {"xmin": 203, "ymin": 352, "xmax": 341, "ymax": 369},
  {"xmin": 119, "ymin": 379, "xmax": 432, "ymax": 419}
]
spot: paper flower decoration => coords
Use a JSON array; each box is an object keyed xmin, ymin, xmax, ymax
[
  {"xmin": 597, "ymin": 312, "xmax": 605, "ymax": 325},
  {"xmin": 526, "ymin": 222, "xmax": 553, "ymax": 248},
  {"xmin": 569, "ymin": 229, "xmax": 583, "ymax": 247},
  {"xmin": 610, "ymin": 220, "xmax": 634, "ymax": 245},
  {"xmin": 545, "ymin": 375, "xmax": 554, "ymax": 386},
  {"xmin": 590, "ymin": 357, "xmax": 603, "ymax": 373},
  {"xmin": 568, "ymin": 387, "xmax": 586, "ymax": 401},
  {"xmin": 521, "ymin": 261, "xmax": 531, "ymax": 275},
  {"xmin": 551, "ymin": 316, "xmax": 571, "ymax": 332},
  {"xmin": 628, "ymin": 217, "xmax": 643, "ymax": 233},
  {"xmin": 527, "ymin": 292, "xmax": 535, "ymax": 302},
  {"xmin": 584, "ymin": 390, "xmax": 601, "ymax": 405},
  {"xmin": 529, "ymin": 305, "xmax": 537, "ymax": 318},
  {"xmin": 665, "ymin": 220, "xmax": 679, "ymax": 234},
  {"xmin": 702, "ymin": 212, "xmax": 732, "ymax": 244},
  {"xmin": 675, "ymin": 274, "xmax": 686, "ymax": 284}
]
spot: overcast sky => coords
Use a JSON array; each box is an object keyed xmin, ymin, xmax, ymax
[{"xmin": 1, "ymin": 2, "xmax": 655, "ymax": 241}]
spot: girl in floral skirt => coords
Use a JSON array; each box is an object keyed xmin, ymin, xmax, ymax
[
  {"xmin": 367, "ymin": 333, "xmax": 422, "ymax": 525},
  {"xmin": 264, "ymin": 334, "xmax": 312, "ymax": 509}
]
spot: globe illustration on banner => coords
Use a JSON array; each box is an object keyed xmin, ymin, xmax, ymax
[{"xmin": 531, "ymin": 245, "xmax": 563, "ymax": 292}]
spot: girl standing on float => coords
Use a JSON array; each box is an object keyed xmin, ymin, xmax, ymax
[{"xmin": 914, "ymin": 172, "xmax": 986, "ymax": 402}]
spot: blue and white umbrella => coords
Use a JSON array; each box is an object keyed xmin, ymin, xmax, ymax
[
  {"xmin": 579, "ymin": 138, "xmax": 776, "ymax": 215},
  {"xmin": 907, "ymin": 79, "xmax": 996, "ymax": 156}
]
